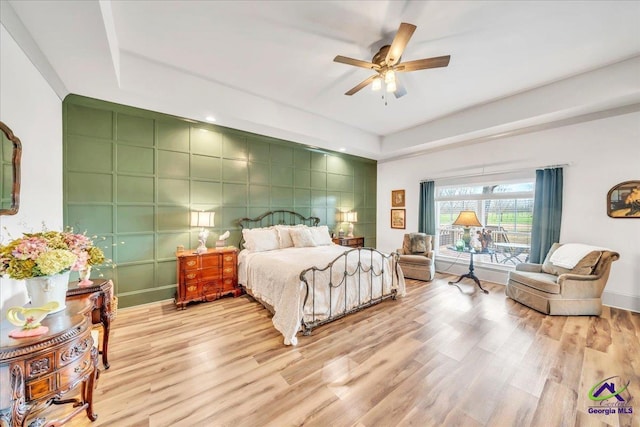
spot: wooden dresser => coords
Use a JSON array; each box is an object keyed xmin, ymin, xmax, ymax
[
  {"xmin": 0, "ymin": 298, "xmax": 98, "ymax": 427},
  {"xmin": 175, "ymin": 247, "xmax": 241, "ymax": 309},
  {"xmin": 332, "ymin": 236, "xmax": 365, "ymax": 248}
]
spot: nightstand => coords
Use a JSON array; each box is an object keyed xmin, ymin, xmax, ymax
[
  {"xmin": 332, "ymin": 236, "xmax": 365, "ymax": 248},
  {"xmin": 175, "ymin": 247, "xmax": 241, "ymax": 309}
]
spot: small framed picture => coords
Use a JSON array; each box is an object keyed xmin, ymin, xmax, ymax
[
  {"xmin": 607, "ymin": 180, "xmax": 640, "ymax": 218},
  {"xmin": 391, "ymin": 209, "xmax": 406, "ymax": 229},
  {"xmin": 391, "ymin": 189, "xmax": 405, "ymax": 207}
]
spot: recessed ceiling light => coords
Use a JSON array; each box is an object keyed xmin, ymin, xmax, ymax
[
  {"xmin": 339, "ymin": 148, "xmax": 346, "ymax": 152},
  {"xmin": 205, "ymin": 116, "xmax": 216, "ymax": 122}
]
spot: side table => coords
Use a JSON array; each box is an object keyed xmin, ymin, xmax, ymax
[
  {"xmin": 0, "ymin": 298, "xmax": 99, "ymax": 427},
  {"xmin": 66, "ymin": 279, "xmax": 114, "ymax": 369},
  {"xmin": 332, "ymin": 236, "xmax": 365, "ymax": 248},
  {"xmin": 447, "ymin": 247, "xmax": 492, "ymax": 294}
]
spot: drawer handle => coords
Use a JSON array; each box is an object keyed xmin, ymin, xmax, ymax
[
  {"xmin": 223, "ymin": 267, "xmax": 233, "ymax": 273},
  {"xmin": 186, "ymin": 273, "xmax": 197, "ymax": 280},
  {"xmin": 187, "ymin": 285, "xmax": 197, "ymax": 292},
  {"xmin": 224, "ymin": 256, "xmax": 233, "ymax": 262},
  {"xmin": 187, "ymin": 260, "xmax": 197, "ymax": 267},
  {"xmin": 74, "ymin": 359, "xmax": 90, "ymax": 373}
]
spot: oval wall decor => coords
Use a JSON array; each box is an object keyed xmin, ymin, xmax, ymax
[{"xmin": 607, "ymin": 180, "xmax": 640, "ymax": 218}]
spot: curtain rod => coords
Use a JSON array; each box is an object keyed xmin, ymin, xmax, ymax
[{"xmin": 420, "ymin": 163, "xmax": 570, "ymax": 183}]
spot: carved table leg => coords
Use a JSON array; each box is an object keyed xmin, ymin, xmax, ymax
[
  {"xmin": 100, "ymin": 314, "xmax": 111, "ymax": 370},
  {"xmin": 84, "ymin": 347, "xmax": 99, "ymax": 422}
]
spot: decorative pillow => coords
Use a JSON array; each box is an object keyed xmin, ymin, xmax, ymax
[
  {"xmin": 242, "ymin": 228, "xmax": 279, "ymax": 252},
  {"xmin": 275, "ymin": 225, "xmax": 294, "ymax": 249},
  {"xmin": 308, "ymin": 225, "xmax": 332, "ymax": 246},
  {"xmin": 289, "ymin": 227, "xmax": 316, "ymax": 248},
  {"xmin": 409, "ymin": 233, "xmax": 430, "ymax": 253},
  {"xmin": 543, "ymin": 244, "xmax": 602, "ymax": 276}
]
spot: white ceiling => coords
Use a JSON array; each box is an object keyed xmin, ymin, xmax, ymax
[{"xmin": 3, "ymin": 0, "xmax": 640, "ymax": 160}]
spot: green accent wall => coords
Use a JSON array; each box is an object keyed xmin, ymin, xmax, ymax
[{"xmin": 63, "ymin": 95, "xmax": 377, "ymax": 308}]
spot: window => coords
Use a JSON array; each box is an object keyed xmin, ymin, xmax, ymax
[{"xmin": 435, "ymin": 172, "xmax": 535, "ymax": 266}]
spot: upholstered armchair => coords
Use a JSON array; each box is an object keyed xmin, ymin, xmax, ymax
[
  {"xmin": 506, "ymin": 243, "xmax": 619, "ymax": 315},
  {"xmin": 397, "ymin": 233, "xmax": 435, "ymax": 282}
]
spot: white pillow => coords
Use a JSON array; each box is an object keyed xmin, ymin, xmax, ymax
[
  {"xmin": 242, "ymin": 228, "xmax": 279, "ymax": 252},
  {"xmin": 289, "ymin": 227, "xmax": 316, "ymax": 248},
  {"xmin": 308, "ymin": 225, "xmax": 332, "ymax": 246},
  {"xmin": 275, "ymin": 224, "xmax": 305, "ymax": 249}
]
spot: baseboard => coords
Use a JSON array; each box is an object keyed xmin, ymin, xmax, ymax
[{"xmin": 602, "ymin": 291, "xmax": 640, "ymax": 313}]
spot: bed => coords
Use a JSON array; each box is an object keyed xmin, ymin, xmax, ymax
[{"xmin": 237, "ymin": 210, "xmax": 405, "ymax": 345}]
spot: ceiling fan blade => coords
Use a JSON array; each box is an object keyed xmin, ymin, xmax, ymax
[
  {"xmin": 334, "ymin": 55, "xmax": 379, "ymax": 70},
  {"xmin": 345, "ymin": 75, "xmax": 378, "ymax": 96},
  {"xmin": 395, "ymin": 55, "xmax": 451, "ymax": 72},
  {"xmin": 393, "ymin": 77, "xmax": 407, "ymax": 99},
  {"xmin": 385, "ymin": 22, "xmax": 417, "ymax": 66}
]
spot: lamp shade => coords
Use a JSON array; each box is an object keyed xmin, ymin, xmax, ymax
[
  {"xmin": 190, "ymin": 211, "xmax": 215, "ymax": 228},
  {"xmin": 344, "ymin": 212, "xmax": 358, "ymax": 223},
  {"xmin": 452, "ymin": 211, "xmax": 482, "ymax": 227}
]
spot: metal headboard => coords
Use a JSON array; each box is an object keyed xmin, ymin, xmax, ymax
[{"xmin": 237, "ymin": 210, "xmax": 320, "ymax": 248}]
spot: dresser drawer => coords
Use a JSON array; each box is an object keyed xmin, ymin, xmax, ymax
[
  {"xmin": 58, "ymin": 349, "xmax": 93, "ymax": 390},
  {"xmin": 26, "ymin": 373, "xmax": 55, "ymax": 400},
  {"xmin": 185, "ymin": 284, "xmax": 200, "ymax": 300},
  {"xmin": 201, "ymin": 254, "xmax": 221, "ymax": 269},
  {"xmin": 183, "ymin": 271, "xmax": 198, "ymax": 283},
  {"xmin": 222, "ymin": 278, "xmax": 236, "ymax": 292},
  {"xmin": 59, "ymin": 336, "xmax": 92, "ymax": 368},
  {"xmin": 222, "ymin": 265, "xmax": 235, "ymax": 278},
  {"xmin": 200, "ymin": 267, "xmax": 221, "ymax": 282},
  {"xmin": 26, "ymin": 353, "xmax": 54, "ymax": 378},
  {"xmin": 181, "ymin": 258, "xmax": 199, "ymax": 270}
]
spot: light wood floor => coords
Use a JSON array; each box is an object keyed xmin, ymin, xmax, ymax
[{"xmin": 50, "ymin": 275, "xmax": 639, "ymax": 427}]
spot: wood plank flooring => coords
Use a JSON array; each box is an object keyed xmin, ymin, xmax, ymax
[{"xmin": 49, "ymin": 275, "xmax": 639, "ymax": 427}]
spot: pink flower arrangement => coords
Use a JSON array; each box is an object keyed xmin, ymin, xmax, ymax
[{"xmin": 0, "ymin": 229, "xmax": 107, "ymax": 280}]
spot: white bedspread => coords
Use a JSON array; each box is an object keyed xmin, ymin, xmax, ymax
[{"xmin": 238, "ymin": 246, "xmax": 405, "ymax": 345}]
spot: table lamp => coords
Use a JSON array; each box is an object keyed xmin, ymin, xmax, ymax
[
  {"xmin": 343, "ymin": 211, "xmax": 358, "ymax": 237},
  {"xmin": 191, "ymin": 211, "xmax": 215, "ymax": 254},
  {"xmin": 452, "ymin": 211, "xmax": 482, "ymax": 248}
]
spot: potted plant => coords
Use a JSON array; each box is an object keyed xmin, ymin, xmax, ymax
[{"xmin": 0, "ymin": 228, "xmax": 107, "ymax": 314}]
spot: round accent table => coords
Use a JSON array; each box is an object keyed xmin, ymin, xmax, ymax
[{"xmin": 0, "ymin": 298, "xmax": 99, "ymax": 427}]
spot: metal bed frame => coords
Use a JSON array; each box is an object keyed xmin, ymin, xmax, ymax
[{"xmin": 237, "ymin": 210, "xmax": 401, "ymax": 336}]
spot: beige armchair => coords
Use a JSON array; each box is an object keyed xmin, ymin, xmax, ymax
[
  {"xmin": 506, "ymin": 243, "xmax": 619, "ymax": 315},
  {"xmin": 397, "ymin": 233, "xmax": 435, "ymax": 282}
]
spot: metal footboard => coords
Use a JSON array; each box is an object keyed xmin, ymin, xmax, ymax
[{"xmin": 298, "ymin": 247, "xmax": 401, "ymax": 336}]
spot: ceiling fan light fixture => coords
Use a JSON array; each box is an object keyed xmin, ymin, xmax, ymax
[
  {"xmin": 384, "ymin": 69, "xmax": 395, "ymax": 84},
  {"xmin": 372, "ymin": 77, "xmax": 382, "ymax": 91},
  {"xmin": 386, "ymin": 80, "xmax": 397, "ymax": 93}
]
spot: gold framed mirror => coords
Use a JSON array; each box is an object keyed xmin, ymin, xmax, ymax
[{"xmin": 0, "ymin": 121, "xmax": 22, "ymax": 215}]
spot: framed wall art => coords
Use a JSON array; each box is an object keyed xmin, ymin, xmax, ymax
[
  {"xmin": 391, "ymin": 209, "xmax": 406, "ymax": 229},
  {"xmin": 391, "ymin": 189, "xmax": 405, "ymax": 207},
  {"xmin": 607, "ymin": 180, "xmax": 640, "ymax": 218}
]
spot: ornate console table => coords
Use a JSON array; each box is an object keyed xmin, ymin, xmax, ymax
[
  {"xmin": 66, "ymin": 279, "xmax": 115, "ymax": 369},
  {"xmin": 0, "ymin": 298, "xmax": 98, "ymax": 427}
]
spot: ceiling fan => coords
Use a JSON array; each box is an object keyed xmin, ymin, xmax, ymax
[{"xmin": 333, "ymin": 22, "xmax": 450, "ymax": 99}]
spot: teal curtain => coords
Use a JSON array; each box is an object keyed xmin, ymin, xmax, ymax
[
  {"xmin": 529, "ymin": 168, "xmax": 563, "ymax": 263},
  {"xmin": 418, "ymin": 181, "xmax": 436, "ymax": 235}
]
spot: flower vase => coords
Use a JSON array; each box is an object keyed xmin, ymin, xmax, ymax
[
  {"xmin": 24, "ymin": 271, "xmax": 70, "ymax": 314},
  {"xmin": 78, "ymin": 266, "xmax": 93, "ymax": 287}
]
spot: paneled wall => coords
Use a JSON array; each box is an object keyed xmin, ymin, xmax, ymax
[{"xmin": 63, "ymin": 95, "xmax": 377, "ymax": 308}]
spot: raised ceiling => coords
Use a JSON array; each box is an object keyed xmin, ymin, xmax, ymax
[{"xmin": 3, "ymin": 0, "xmax": 640, "ymax": 160}]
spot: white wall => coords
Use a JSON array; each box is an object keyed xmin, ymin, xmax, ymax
[
  {"xmin": 377, "ymin": 111, "xmax": 640, "ymax": 312},
  {"xmin": 0, "ymin": 24, "xmax": 63, "ymax": 317}
]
